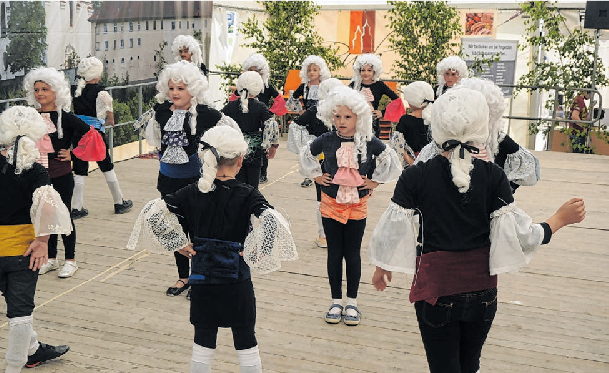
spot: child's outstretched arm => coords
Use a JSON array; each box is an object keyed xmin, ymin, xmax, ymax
[{"xmin": 545, "ymin": 197, "xmax": 586, "ymax": 233}]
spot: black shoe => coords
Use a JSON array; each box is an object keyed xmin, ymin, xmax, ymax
[
  {"xmin": 301, "ymin": 178, "xmax": 313, "ymax": 188},
  {"xmin": 70, "ymin": 208, "xmax": 88, "ymax": 220},
  {"xmin": 25, "ymin": 342, "xmax": 70, "ymax": 368},
  {"xmin": 114, "ymin": 199, "xmax": 133, "ymax": 214},
  {"xmin": 259, "ymin": 174, "xmax": 268, "ymax": 184},
  {"xmin": 166, "ymin": 280, "xmax": 190, "ymax": 296}
]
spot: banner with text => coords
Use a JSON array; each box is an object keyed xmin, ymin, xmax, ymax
[{"xmin": 461, "ymin": 38, "xmax": 518, "ymax": 96}]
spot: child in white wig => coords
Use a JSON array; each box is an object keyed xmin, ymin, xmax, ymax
[
  {"xmin": 299, "ymin": 86, "xmax": 402, "ymax": 326},
  {"xmin": 147, "ymin": 60, "xmax": 240, "ymax": 298},
  {"xmin": 287, "ymin": 77, "xmax": 344, "ymax": 248},
  {"xmin": 0, "ymin": 106, "xmax": 72, "ymax": 370},
  {"xmin": 221, "ymin": 71, "xmax": 279, "ymax": 189},
  {"xmin": 71, "ymin": 56, "xmax": 133, "ymax": 219},
  {"xmin": 128, "ymin": 125, "xmax": 298, "ymax": 373},
  {"xmin": 435, "ymin": 55, "xmax": 469, "ymax": 98},
  {"xmin": 172, "ymin": 34, "xmax": 208, "ymax": 76},
  {"xmin": 369, "ymin": 87, "xmax": 585, "ymax": 373},
  {"xmin": 416, "ymin": 77, "xmax": 540, "ymax": 193},
  {"xmin": 24, "ymin": 66, "xmax": 91, "ymax": 278},
  {"xmin": 349, "ymin": 53, "xmax": 399, "ymax": 138},
  {"xmin": 389, "ymin": 81, "xmax": 434, "ymax": 166}
]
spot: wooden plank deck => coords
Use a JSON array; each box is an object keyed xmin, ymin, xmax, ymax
[{"xmin": 0, "ymin": 138, "xmax": 607, "ymax": 372}]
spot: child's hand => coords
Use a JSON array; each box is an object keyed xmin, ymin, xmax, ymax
[
  {"xmin": 372, "ymin": 266, "xmax": 392, "ymax": 291},
  {"xmin": 546, "ymin": 197, "xmax": 585, "ymax": 233},
  {"xmin": 314, "ymin": 173, "xmax": 332, "ymax": 186},
  {"xmin": 57, "ymin": 149, "xmax": 71, "ymax": 162},
  {"xmin": 266, "ymin": 147, "xmax": 277, "ymax": 159},
  {"xmin": 177, "ymin": 244, "xmax": 196, "ymax": 259},
  {"xmin": 359, "ymin": 177, "xmax": 380, "ymax": 190},
  {"xmin": 372, "ymin": 109, "xmax": 383, "ymax": 119}
]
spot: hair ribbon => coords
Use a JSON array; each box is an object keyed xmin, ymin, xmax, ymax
[{"xmin": 441, "ymin": 140, "xmax": 479, "ymax": 159}]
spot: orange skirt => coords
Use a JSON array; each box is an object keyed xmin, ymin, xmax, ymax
[{"xmin": 320, "ymin": 192, "xmax": 370, "ymax": 224}]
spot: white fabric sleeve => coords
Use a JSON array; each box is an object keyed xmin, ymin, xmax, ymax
[
  {"xmin": 134, "ymin": 108, "xmax": 155, "ymax": 130},
  {"xmin": 388, "ymin": 131, "xmax": 406, "ymax": 167},
  {"xmin": 95, "ymin": 91, "xmax": 113, "ymax": 120},
  {"xmin": 414, "ymin": 142, "xmax": 441, "ymax": 165},
  {"xmin": 287, "ymin": 122, "xmax": 313, "ymax": 154},
  {"xmin": 243, "ymin": 209, "xmax": 298, "ymax": 274},
  {"xmin": 145, "ymin": 116, "xmax": 162, "ymax": 148},
  {"xmin": 489, "ymin": 203, "xmax": 544, "ymax": 275},
  {"xmin": 30, "ymin": 185, "xmax": 73, "ymax": 237},
  {"xmin": 503, "ymin": 146, "xmax": 540, "ymax": 187},
  {"xmin": 126, "ymin": 198, "xmax": 190, "ymax": 253},
  {"xmin": 299, "ymin": 140, "xmax": 323, "ymax": 179},
  {"xmin": 261, "ymin": 118, "xmax": 279, "ymax": 150},
  {"xmin": 367, "ymin": 202, "xmax": 418, "ymax": 274},
  {"xmin": 216, "ymin": 113, "xmax": 242, "ymax": 133},
  {"xmin": 371, "ymin": 148, "xmax": 403, "ymax": 183}
]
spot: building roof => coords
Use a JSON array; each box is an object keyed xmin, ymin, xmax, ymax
[{"xmin": 88, "ymin": 1, "xmax": 213, "ymax": 23}]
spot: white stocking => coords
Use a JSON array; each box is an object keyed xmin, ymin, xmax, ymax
[
  {"xmin": 104, "ymin": 170, "xmax": 123, "ymax": 204},
  {"xmin": 190, "ymin": 343, "xmax": 214, "ymax": 373},
  {"xmin": 6, "ymin": 316, "xmax": 33, "ymax": 373},
  {"xmin": 72, "ymin": 175, "xmax": 86, "ymax": 210},
  {"xmin": 237, "ymin": 346, "xmax": 262, "ymax": 373}
]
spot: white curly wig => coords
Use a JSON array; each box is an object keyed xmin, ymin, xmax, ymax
[
  {"xmin": 24, "ymin": 67, "xmax": 72, "ymax": 139},
  {"xmin": 456, "ymin": 78, "xmax": 508, "ymax": 161},
  {"xmin": 156, "ymin": 60, "xmax": 213, "ymax": 135},
  {"xmin": 242, "ymin": 53, "xmax": 270, "ymax": 88},
  {"xmin": 74, "ymin": 56, "xmax": 104, "ymax": 98},
  {"xmin": 0, "ymin": 106, "xmax": 48, "ymax": 174},
  {"xmin": 171, "ymin": 34, "xmax": 203, "ymax": 67},
  {"xmin": 351, "ymin": 53, "xmax": 383, "ymax": 91},
  {"xmin": 436, "ymin": 56, "xmax": 469, "ymax": 97},
  {"xmin": 402, "ymin": 81, "xmax": 435, "ymax": 110},
  {"xmin": 299, "ymin": 55, "xmax": 331, "ymax": 84},
  {"xmin": 197, "ymin": 126, "xmax": 248, "ymax": 193},
  {"xmin": 236, "ymin": 71, "xmax": 264, "ymax": 114},
  {"xmin": 318, "ymin": 78, "xmax": 344, "ymax": 101},
  {"xmin": 317, "ymin": 85, "xmax": 373, "ymax": 164},
  {"xmin": 426, "ymin": 87, "xmax": 489, "ymax": 193}
]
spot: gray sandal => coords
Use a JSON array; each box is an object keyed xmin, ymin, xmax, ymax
[
  {"xmin": 324, "ymin": 304, "xmax": 343, "ymax": 324},
  {"xmin": 343, "ymin": 305, "xmax": 361, "ymax": 326}
]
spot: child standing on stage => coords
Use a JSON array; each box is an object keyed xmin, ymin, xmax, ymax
[
  {"xmin": 348, "ymin": 54, "xmax": 399, "ymax": 138},
  {"xmin": 24, "ymin": 67, "xmax": 91, "ymax": 278},
  {"xmin": 368, "ymin": 87, "xmax": 585, "ymax": 373},
  {"xmin": 71, "ymin": 56, "xmax": 133, "ymax": 219},
  {"xmin": 389, "ymin": 81, "xmax": 435, "ymax": 167},
  {"xmin": 128, "ymin": 125, "xmax": 298, "ymax": 373},
  {"xmin": 299, "ymin": 86, "xmax": 402, "ymax": 326},
  {"xmin": 221, "ymin": 71, "xmax": 279, "ymax": 190},
  {"xmin": 435, "ymin": 55, "xmax": 468, "ymax": 98},
  {"xmin": 146, "ymin": 60, "xmax": 239, "ymax": 298},
  {"xmin": 290, "ymin": 55, "xmax": 331, "ymax": 188},
  {"xmin": 172, "ymin": 34, "xmax": 209, "ymax": 76}
]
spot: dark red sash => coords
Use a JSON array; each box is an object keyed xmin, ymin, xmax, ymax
[{"xmin": 409, "ymin": 246, "xmax": 497, "ymax": 305}]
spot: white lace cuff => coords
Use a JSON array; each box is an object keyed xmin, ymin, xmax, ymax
[
  {"xmin": 299, "ymin": 141, "xmax": 323, "ymax": 179},
  {"xmin": 96, "ymin": 91, "xmax": 113, "ymax": 120},
  {"xmin": 134, "ymin": 108, "xmax": 154, "ymax": 131},
  {"xmin": 217, "ymin": 114, "xmax": 242, "ymax": 132},
  {"xmin": 388, "ymin": 132, "xmax": 406, "ymax": 166},
  {"xmin": 127, "ymin": 198, "xmax": 190, "ymax": 253},
  {"xmin": 243, "ymin": 209, "xmax": 298, "ymax": 274},
  {"xmin": 30, "ymin": 185, "xmax": 72, "ymax": 237},
  {"xmin": 371, "ymin": 148, "xmax": 402, "ymax": 183},
  {"xmin": 261, "ymin": 118, "xmax": 279, "ymax": 150},
  {"xmin": 145, "ymin": 116, "xmax": 162, "ymax": 148},
  {"xmin": 489, "ymin": 203, "xmax": 543, "ymax": 275},
  {"xmin": 414, "ymin": 142, "xmax": 441, "ymax": 165},
  {"xmin": 504, "ymin": 146, "xmax": 540, "ymax": 186},
  {"xmin": 287, "ymin": 122, "xmax": 314, "ymax": 154},
  {"xmin": 367, "ymin": 202, "xmax": 418, "ymax": 274}
]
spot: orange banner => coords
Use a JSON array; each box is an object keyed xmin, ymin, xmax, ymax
[{"xmin": 349, "ymin": 11, "xmax": 375, "ymax": 54}]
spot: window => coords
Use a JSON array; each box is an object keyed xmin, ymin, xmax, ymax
[
  {"xmin": 103, "ymin": 23, "xmax": 108, "ymax": 34},
  {"xmin": 104, "ymin": 41, "xmax": 109, "ymax": 51},
  {"xmin": 179, "ymin": 21, "xmax": 182, "ymax": 29},
  {"xmin": 160, "ymin": 20, "xmax": 163, "ymax": 29},
  {"xmin": 120, "ymin": 39, "xmax": 124, "ymax": 49},
  {"xmin": 137, "ymin": 22, "xmax": 141, "ymax": 31},
  {"xmin": 171, "ymin": 21, "xmax": 175, "ymax": 30},
  {"xmin": 1, "ymin": 4, "xmax": 6, "ymax": 38},
  {"xmin": 129, "ymin": 22, "xmax": 133, "ymax": 32},
  {"xmin": 130, "ymin": 56, "xmax": 133, "ymax": 61},
  {"xmin": 113, "ymin": 22, "xmax": 117, "ymax": 32},
  {"xmin": 153, "ymin": 20, "xmax": 156, "ymax": 30},
  {"xmin": 186, "ymin": 21, "xmax": 189, "ymax": 29},
  {"xmin": 129, "ymin": 38, "xmax": 133, "ymax": 48},
  {"xmin": 113, "ymin": 40, "xmax": 116, "ymax": 50},
  {"xmin": 121, "ymin": 23, "xmax": 124, "ymax": 32},
  {"xmin": 121, "ymin": 58, "xmax": 125, "ymax": 63},
  {"xmin": 95, "ymin": 42, "xmax": 100, "ymax": 51},
  {"xmin": 137, "ymin": 38, "xmax": 141, "ymax": 46},
  {"xmin": 153, "ymin": 55, "xmax": 157, "ymax": 62},
  {"xmin": 146, "ymin": 21, "xmax": 149, "ymax": 30}
]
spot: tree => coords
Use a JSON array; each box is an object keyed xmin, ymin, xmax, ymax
[
  {"xmin": 5, "ymin": 1, "xmax": 48, "ymax": 74},
  {"xmin": 515, "ymin": 1, "xmax": 609, "ymax": 152},
  {"xmin": 240, "ymin": 1, "xmax": 343, "ymax": 89},
  {"xmin": 385, "ymin": 1, "xmax": 462, "ymax": 83},
  {"xmin": 153, "ymin": 40, "xmax": 169, "ymax": 79}
]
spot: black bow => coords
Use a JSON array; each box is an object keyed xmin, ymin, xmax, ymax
[
  {"xmin": 2, "ymin": 135, "xmax": 23, "ymax": 175},
  {"xmin": 200, "ymin": 140, "xmax": 220, "ymax": 161},
  {"xmin": 422, "ymin": 99, "xmax": 434, "ymax": 104},
  {"xmin": 441, "ymin": 140, "xmax": 479, "ymax": 159}
]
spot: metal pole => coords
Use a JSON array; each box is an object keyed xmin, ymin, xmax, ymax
[{"xmin": 138, "ymin": 85, "xmax": 143, "ymax": 155}]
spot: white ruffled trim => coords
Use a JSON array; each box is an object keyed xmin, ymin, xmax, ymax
[
  {"xmin": 287, "ymin": 122, "xmax": 315, "ymax": 154},
  {"xmin": 414, "ymin": 142, "xmax": 441, "ymax": 165},
  {"xmin": 489, "ymin": 203, "xmax": 544, "ymax": 275},
  {"xmin": 96, "ymin": 91, "xmax": 113, "ymax": 120},
  {"xmin": 261, "ymin": 118, "xmax": 279, "ymax": 150},
  {"xmin": 126, "ymin": 198, "xmax": 190, "ymax": 253},
  {"xmin": 367, "ymin": 202, "xmax": 418, "ymax": 274},
  {"xmin": 243, "ymin": 209, "xmax": 298, "ymax": 274},
  {"xmin": 217, "ymin": 113, "xmax": 242, "ymax": 133},
  {"xmin": 298, "ymin": 141, "xmax": 323, "ymax": 179},
  {"xmin": 371, "ymin": 148, "xmax": 402, "ymax": 183},
  {"xmin": 388, "ymin": 131, "xmax": 406, "ymax": 167},
  {"xmin": 30, "ymin": 185, "xmax": 72, "ymax": 237},
  {"xmin": 504, "ymin": 146, "xmax": 540, "ymax": 186}
]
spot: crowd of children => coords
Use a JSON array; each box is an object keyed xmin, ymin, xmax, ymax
[{"xmin": 0, "ymin": 37, "xmax": 588, "ymax": 373}]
